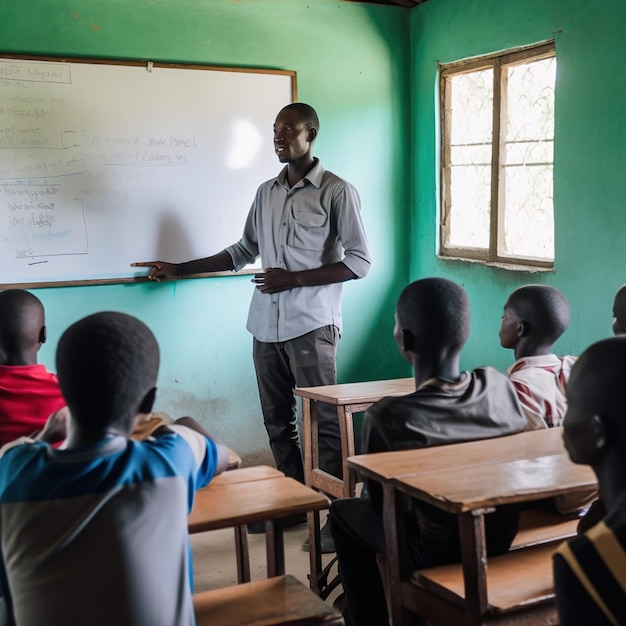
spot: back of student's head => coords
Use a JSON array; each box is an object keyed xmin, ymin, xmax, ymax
[
  {"xmin": 56, "ymin": 312, "xmax": 159, "ymax": 430},
  {"xmin": 0, "ymin": 289, "xmax": 46, "ymax": 363},
  {"xmin": 506, "ymin": 284, "xmax": 570, "ymax": 345},
  {"xmin": 397, "ymin": 277, "xmax": 470, "ymax": 351},
  {"xmin": 612, "ymin": 284, "xmax": 626, "ymax": 335},
  {"xmin": 564, "ymin": 336, "xmax": 626, "ymax": 466}
]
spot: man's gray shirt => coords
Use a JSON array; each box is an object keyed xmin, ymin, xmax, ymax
[{"xmin": 225, "ymin": 159, "xmax": 371, "ymax": 342}]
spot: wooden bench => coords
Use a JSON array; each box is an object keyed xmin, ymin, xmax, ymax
[
  {"xmin": 385, "ymin": 454, "xmax": 595, "ymax": 626},
  {"xmin": 511, "ymin": 507, "xmax": 579, "ymax": 550},
  {"xmin": 193, "ymin": 574, "xmax": 345, "ymax": 626},
  {"xmin": 410, "ymin": 542, "xmax": 559, "ymax": 625},
  {"xmin": 400, "ymin": 508, "xmax": 579, "ymax": 624},
  {"xmin": 375, "ymin": 506, "xmax": 577, "ymax": 618}
]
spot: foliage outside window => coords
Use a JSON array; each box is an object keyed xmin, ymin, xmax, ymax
[{"xmin": 439, "ymin": 42, "xmax": 556, "ymax": 269}]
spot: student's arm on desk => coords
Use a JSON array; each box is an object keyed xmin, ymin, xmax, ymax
[
  {"xmin": 163, "ymin": 416, "xmax": 230, "ymax": 477},
  {"xmin": 0, "ymin": 408, "xmax": 70, "ymax": 456}
]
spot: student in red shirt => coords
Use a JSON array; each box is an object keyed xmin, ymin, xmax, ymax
[{"xmin": 0, "ymin": 289, "xmax": 66, "ymax": 447}]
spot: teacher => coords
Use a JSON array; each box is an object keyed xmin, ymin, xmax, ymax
[{"xmin": 134, "ymin": 103, "xmax": 371, "ymax": 539}]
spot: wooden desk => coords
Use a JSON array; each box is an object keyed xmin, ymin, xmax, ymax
[
  {"xmin": 189, "ymin": 473, "xmax": 329, "ymax": 579},
  {"xmin": 298, "ymin": 377, "xmax": 415, "ymax": 499},
  {"xmin": 296, "ymin": 377, "xmax": 414, "ymax": 595},
  {"xmin": 208, "ymin": 465, "xmax": 283, "ymax": 488},
  {"xmin": 348, "ymin": 427, "xmax": 567, "ymax": 485},
  {"xmin": 352, "ymin": 435, "xmax": 597, "ymax": 626},
  {"xmin": 194, "ymin": 465, "xmax": 283, "ymax": 583}
]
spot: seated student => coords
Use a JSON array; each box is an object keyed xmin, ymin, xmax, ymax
[
  {"xmin": 0, "ymin": 311, "xmax": 229, "ymax": 626},
  {"xmin": 499, "ymin": 285, "xmax": 596, "ymax": 517},
  {"xmin": 0, "ymin": 289, "xmax": 168, "ymax": 448},
  {"xmin": 499, "ymin": 284, "xmax": 576, "ymax": 429},
  {"xmin": 0, "ymin": 289, "xmax": 67, "ymax": 446},
  {"xmin": 329, "ymin": 277, "xmax": 527, "ymax": 626},
  {"xmin": 611, "ymin": 283, "xmax": 626, "ymax": 335},
  {"xmin": 553, "ymin": 337, "xmax": 626, "ymax": 625},
  {"xmin": 574, "ymin": 283, "xmax": 626, "ymax": 533}
]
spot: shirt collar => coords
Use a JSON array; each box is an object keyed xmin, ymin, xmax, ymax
[
  {"xmin": 275, "ymin": 157, "xmax": 324, "ymax": 189},
  {"xmin": 416, "ymin": 371, "xmax": 470, "ymax": 393}
]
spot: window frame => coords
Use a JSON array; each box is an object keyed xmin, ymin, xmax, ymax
[{"xmin": 439, "ymin": 41, "xmax": 556, "ymax": 270}]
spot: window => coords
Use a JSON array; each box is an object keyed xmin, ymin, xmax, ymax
[{"xmin": 439, "ymin": 42, "xmax": 556, "ymax": 268}]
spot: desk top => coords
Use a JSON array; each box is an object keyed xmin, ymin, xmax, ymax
[
  {"xmin": 208, "ymin": 465, "xmax": 283, "ymax": 488},
  {"xmin": 295, "ymin": 377, "xmax": 415, "ymax": 405},
  {"xmin": 189, "ymin": 475, "xmax": 329, "ymax": 533},
  {"xmin": 348, "ymin": 427, "xmax": 566, "ymax": 482},
  {"xmin": 393, "ymin": 453, "xmax": 597, "ymax": 513}
]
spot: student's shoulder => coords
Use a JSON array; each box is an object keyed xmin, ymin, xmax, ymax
[
  {"xmin": 367, "ymin": 393, "xmax": 419, "ymax": 417},
  {"xmin": 469, "ymin": 365, "xmax": 518, "ymax": 389}
]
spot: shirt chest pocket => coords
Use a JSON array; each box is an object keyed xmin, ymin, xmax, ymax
[{"xmin": 288, "ymin": 209, "xmax": 329, "ymax": 251}]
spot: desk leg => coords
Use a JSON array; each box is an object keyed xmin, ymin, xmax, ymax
[
  {"xmin": 265, "ymin": 520, "xmax": 285, "ymax": 578},
  {"xmin": 387, "ymin": 485, "xmax": 408, "ymax": 626},
  {"xmin": 234, "ymin": 525, "xmax": 251, "ymax": 583},
  {"xmin": 303, "ymin": 398, "xmax": 315, "ymax": 488},
  {"xmin": 307, "ymin": 509, "xmax": 323, "ymax": 594},
  {"xmin": 303, "ymin": 399, "xmax": 322, "ymax": 593},
  {"xmin": 338, "ymin": 407, "xmax": 356, "ymax": 498},
  {"xmin": 457, "ymin": 511, "xmax": 488, "ymax": 626}
]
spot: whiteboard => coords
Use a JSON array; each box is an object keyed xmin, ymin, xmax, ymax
[{"xmin": 0, "ymin": 56, "xmax": 296, "ymax": 286}]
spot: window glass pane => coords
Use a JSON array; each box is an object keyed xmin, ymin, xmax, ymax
[
  {"xmin": 447, "ymin": 69, "xmax": 493, "ymax": 250},
  {"xmin": 501, "ymin": 57, "xmax": 555, "ymax": 260},
  {"xmin": 449, "ymin": 164, "xmax": 491, "ymax": 248},
  {"xmin": 502, "ymin": 164, "xmax": 554, "ymax": 259}
]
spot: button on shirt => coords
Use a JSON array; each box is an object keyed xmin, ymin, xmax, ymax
[{"xmin": 225, "ymin": 159, "xmax": 371, "ymax": 343}]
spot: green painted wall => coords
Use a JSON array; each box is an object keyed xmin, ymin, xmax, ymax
[
  {"xmin": 410, "ymin": 0, "xmax": 626, "ymax": 373},
  {"xmin": 6, "ymin": 0, "xmax": 613, "ymax": 461},
  {"xmin": 0, "ymin": 0, "xmax": 412, "ymax": 461}
]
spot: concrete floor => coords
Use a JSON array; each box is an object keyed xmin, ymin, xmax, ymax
[{"xmin": 191, "ymin": 510, "xmax": 343, "ymax": 610}]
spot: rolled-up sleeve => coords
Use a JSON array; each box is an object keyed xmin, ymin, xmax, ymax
[{"xmin": 334, "ymin": 181, "xmax": 372, "ymax": 279}]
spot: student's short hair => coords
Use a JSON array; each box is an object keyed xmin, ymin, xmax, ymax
[
  {"xmin": 397, "ymin": 277, "xmax": 470, "ymax": 350},
  {"xmin": 572, "ymin": 336, "xmax": 626, "ymax": 419},
  {"xmin": 281, "ymin": 102, "xmax": 320, "ymax": 132},
  {"xmin": 506, "ymin": 285, "xmax": 570, "ymax": 345},
  {"xmin": 56, "ymin": 312, "xmax": 159, "ymax": 429},
  {"xmin": 613, "ymin": 285, "xmax": 626, "ymax": 322},
  {"xmin": 0, "ymin": 289, "xmax": 44, "ymax": 352}
]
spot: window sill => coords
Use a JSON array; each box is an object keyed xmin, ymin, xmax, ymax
[{"xmin": 438, "ymin": 254, "xmax": 554, "ymax": 274}]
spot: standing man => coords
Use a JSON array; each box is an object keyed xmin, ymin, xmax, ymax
[{"xmin": 134, "ymin": 103, "xmax": 371, "ymax": 535}]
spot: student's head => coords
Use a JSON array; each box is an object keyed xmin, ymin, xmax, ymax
[
  {"xmin": 274, "ymin": 103, "xmax": 319, "ymax": 163},
  {"xmin": 499, "ymin": 284, "xmax": 570, "ymax": 353},
  {"xmin": 611, "ymin": 285, "xmax": 626, "ymax": 335},
  {"xmin": 0, "ymin": 289, "xmax": 46, "ymax": 365},
  {"xmin": 394, "ymin": 277, "xmax": 470, "ymax": 364},
  {"xmin": 56, "ymin": 312, "xmax": 159, "ymax": 434},
  {"xmin": 563, "ymin": 337, "xmax": 626, "ymax": 472}
]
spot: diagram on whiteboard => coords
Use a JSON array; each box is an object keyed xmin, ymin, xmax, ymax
[{"xmin": 0, "ymin": 57, "xmax": 295, "ymax": 285}]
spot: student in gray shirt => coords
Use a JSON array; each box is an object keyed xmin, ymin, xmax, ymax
[{"xmin": 134, "ymin": 103, "xmax": 371, "ymax": 545}]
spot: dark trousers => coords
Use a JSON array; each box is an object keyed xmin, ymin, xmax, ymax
[
  {"xmin": 330, "ymin": 497, "xmax": 390, "ymax": 626},
  {"xmin": 253, "ymin": 325, "xmax": 342, "ymax": 483},
  {"xmin": 330, "ymin": 496, "xmax": 519, "ymax": 626},
  {"xmin": 330, "ymin": 497, "xmax": 426, "ymax": 626}
]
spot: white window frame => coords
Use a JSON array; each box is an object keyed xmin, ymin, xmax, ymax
[{"xmin": 439, "ymin": 42, "xmax": 556, "ymax": 269}]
